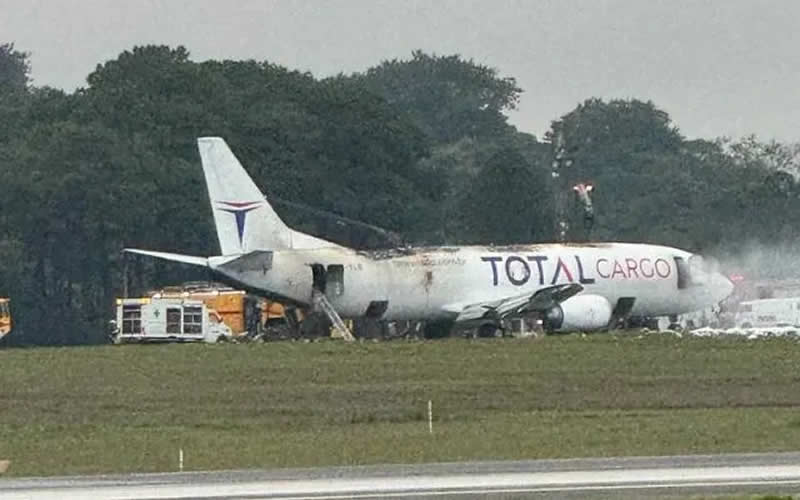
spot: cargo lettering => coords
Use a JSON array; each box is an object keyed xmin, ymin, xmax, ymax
[
  {"xmin": 550, "ymin": 257, "xmax": 574, "ymax": 285},
  {"xmin": 505, "ymin": 256, "xmax": 530, "ymax": 286},
  {"xmin": 527, "ymin": 255, "xmax": 548, "ymax": 285},
  {"xmin": 481, "ymin": 256, "xmax": 503, "ymax": 286},
  {"xmin": 595, "ymin": 257, "xmax": 671, "ymax": 280},
  {"xmin": 482, "ymin": 254, "xmax": 671, "ymax": 286}
]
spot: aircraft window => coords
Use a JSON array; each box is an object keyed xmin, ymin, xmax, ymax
[
  {"xmin": 0, "ymin": 302, "xmax": 9, "ymax": 317},
  {"xmin": 183, "ymin": 306, "xmax": 203, "ymax": 334},
  {"xmin": 327, "ymin": 264, "xmax": 345, "ymax": 296},
  {"xmin": 122, "ymin": 305, "xmax": 141, "ymax": 334},
  {"xmin": 166, "ymin": 308, "xmax": 181, "ymax": 334}
]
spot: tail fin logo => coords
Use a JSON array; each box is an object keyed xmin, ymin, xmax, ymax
[{"xmin": 216, "ymin": 200, "xmax": 263, "ymax": 245}]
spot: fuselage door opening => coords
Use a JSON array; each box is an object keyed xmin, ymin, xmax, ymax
[
  {"xmin": 310, "ymin": 263, "xmax": 345, "ymax": 297},
  {"xmin": 327, "ymin": 264, "xmax": 345, "ymax": 297}
]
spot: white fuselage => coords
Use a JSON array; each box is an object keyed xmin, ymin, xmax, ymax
[
  {"xmin": 209, "ymin": 242, "xmax": 733, "ymax": 321},
  {"xmin": 129, "ymin": 138, "xmax": 734, "ymax": 328}
]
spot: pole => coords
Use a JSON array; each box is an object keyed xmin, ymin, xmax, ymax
[{"xmin": 428, "ymin": 400, "xmax": 433, "ymax": 435}]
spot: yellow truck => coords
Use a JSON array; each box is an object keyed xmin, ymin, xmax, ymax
[{"xmin": 0, "ymin": 298, "xmax": 11, "ymax": 339}]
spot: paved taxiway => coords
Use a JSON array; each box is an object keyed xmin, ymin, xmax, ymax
[{"xmin": 2, "ymin": 452, "xmax": 800, "ymax": 499}]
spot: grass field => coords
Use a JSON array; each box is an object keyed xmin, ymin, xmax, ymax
[{"xmin": 2, "ymin": 333, "xmax": 800, "ymax": 477}]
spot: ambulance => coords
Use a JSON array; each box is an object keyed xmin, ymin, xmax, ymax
[{"xmin": 111, "ymin": 297, "xmax": 232, "ymax": 343}]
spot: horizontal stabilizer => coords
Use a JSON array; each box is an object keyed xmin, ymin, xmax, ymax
[
  {"xmin": 217, "ymin": 250, "xmax": 273, "ymax": 273},
  {"xmin": 123, "ymin": 249, "xmax": 209, "ymax": 267}
]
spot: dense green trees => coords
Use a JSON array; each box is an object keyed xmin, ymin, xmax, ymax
[
  {"xmin": 357, "ymin": 50, "xmax": 522, "ymax": 142},
  {"xmin": 0, "ymin": 44, "xmax": 797, "ymax": 345},
  {"xmin": 546, "ymin": 98, "xmax": 800, "ymax": 250},
  {"xmin": 0, "ymin": 43, "xmax": 30, "ymax": 90}
]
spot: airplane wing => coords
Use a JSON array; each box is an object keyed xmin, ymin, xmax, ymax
[{"xmin": 448, "ymin": 283, "xmax": 584, "ymax": 323}]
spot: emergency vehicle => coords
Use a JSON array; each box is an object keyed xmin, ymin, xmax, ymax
[
  {"xmin": 148, "ymin": 282, "xmax": 299, "ymax": 337},
  {"xmin": 735, "ymin": 297, "xmax": 800, "ymax": 328},
  {"xmin": 111, "ymin": 297, "xmax": 233, "ymax": 344}
]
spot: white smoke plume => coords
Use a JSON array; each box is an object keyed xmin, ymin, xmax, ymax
[{"xmin": 715, "ymin": 240, "xmax": 800, "ymax": 281}]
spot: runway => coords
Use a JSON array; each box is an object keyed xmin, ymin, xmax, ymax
[{"xmin": 3, "ymin": 452, "xmax": 800, "ymax": 499}]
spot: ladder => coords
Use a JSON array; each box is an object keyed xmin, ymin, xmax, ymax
[{"xmin": 312, "ymin": 290, "xmax": 355, "ymax": 342}]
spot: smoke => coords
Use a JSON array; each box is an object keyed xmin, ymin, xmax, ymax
[{"xmin": 714, "ymin": 240, "xmax": 800, "ymax": 280}]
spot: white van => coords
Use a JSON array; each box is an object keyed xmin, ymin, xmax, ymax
[{"xmin": 734, "ymin": 297, "xmax": 800, "ymax": 328}]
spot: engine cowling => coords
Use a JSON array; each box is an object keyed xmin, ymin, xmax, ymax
[{"xmin": 543, "ymin": 294, "xmax": 613, "ymax": 332}]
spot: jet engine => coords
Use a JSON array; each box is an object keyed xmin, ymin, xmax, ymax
[{"xmin": 542, "ymin": 294, "xmax": 613, "ymax": 332}]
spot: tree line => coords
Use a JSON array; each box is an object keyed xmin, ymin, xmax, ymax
[{"xmin": 0, "ymin": 43, "xmax": 797, "ymax": 344}]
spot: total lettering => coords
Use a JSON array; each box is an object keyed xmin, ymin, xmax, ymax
[{"xmin": 480, "ymin": 255, "xmax": 672, "ymax": 287}]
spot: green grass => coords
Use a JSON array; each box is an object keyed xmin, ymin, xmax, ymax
[{"xmin": 2, "ymin": 334, "xmax": 800, "ymax": 476}]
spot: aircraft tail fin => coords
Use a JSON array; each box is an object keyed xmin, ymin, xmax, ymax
[{"xmin": 198, "ymin": 137, "xmax": 293, "ymax": 254}]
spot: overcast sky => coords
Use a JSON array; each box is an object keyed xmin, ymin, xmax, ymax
[{"xmin": 2, "ymin": 0, "xmax": 798, "ymax": 141}]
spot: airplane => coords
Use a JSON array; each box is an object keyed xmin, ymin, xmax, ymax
[{"xmin": 125, "ymin": 137, "xmax": 734, "ymax": 337}]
